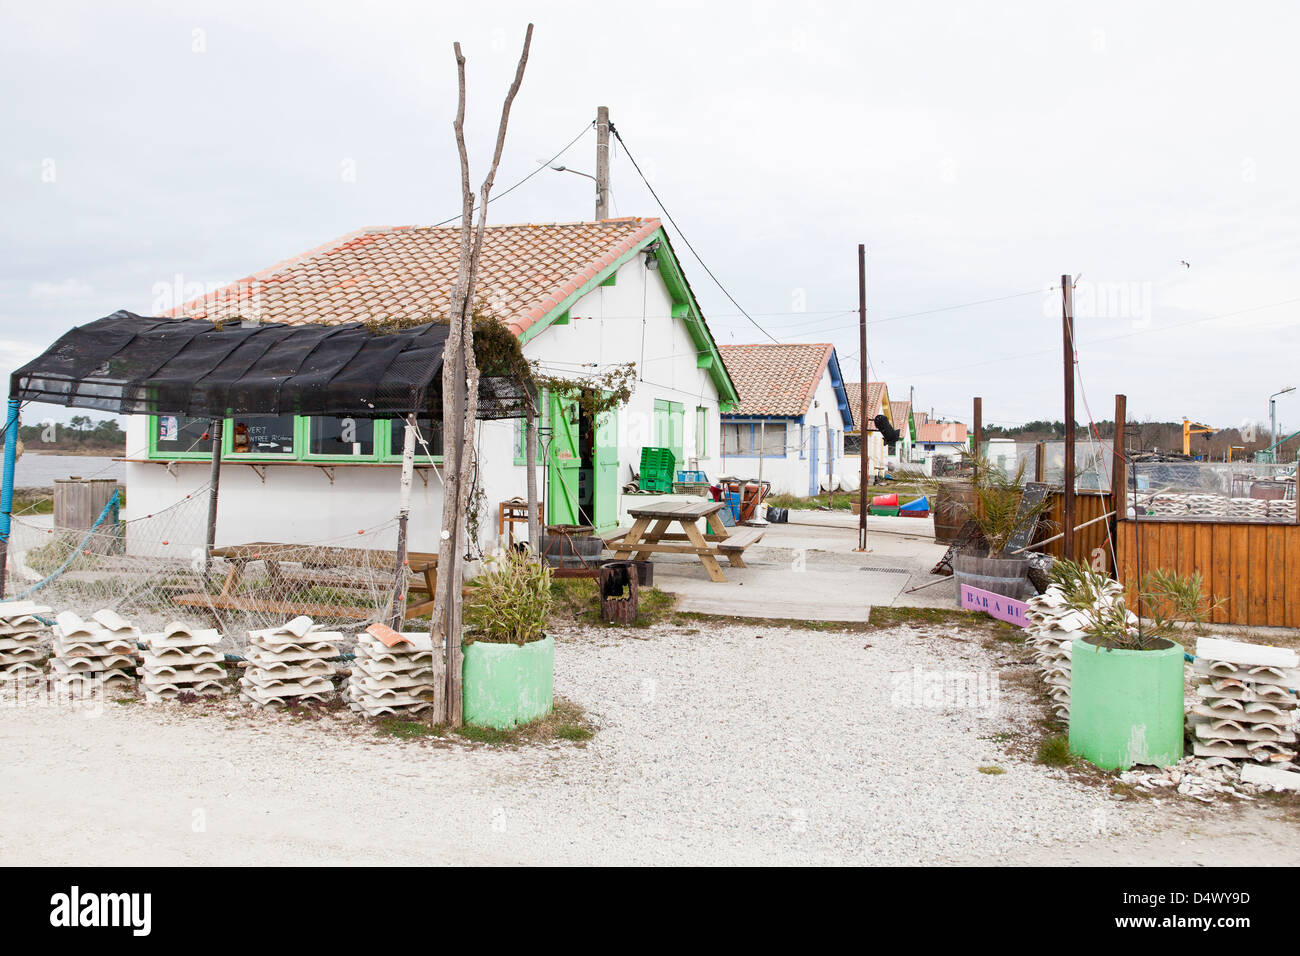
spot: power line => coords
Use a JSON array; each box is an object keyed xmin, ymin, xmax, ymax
[
  {"xmin": 431, "ymin": 124, "xmax": 592, "ymax": 227},
  {"xmin": 609, "ymin": 124, "xmax": 779, "ymax": 344}
]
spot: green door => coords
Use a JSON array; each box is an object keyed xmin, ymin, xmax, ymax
[
  {"xmin": 547, "ymin": 392, "xmax": 581, "ymax": 526},
  {"xmin": 653, "ymin": 399, "xmax": 685, "ymax": 469},
  {"xmin": 593, "ymin": 407, "xmax": 620, "ymax": 532}
]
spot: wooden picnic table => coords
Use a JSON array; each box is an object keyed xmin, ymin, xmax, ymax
[
  {"xmin": 604, "ymin": 500, "xmax": 765, "ymax": 583},
  {"xmin": 174, "ymin": 541, "xmax": 442, "ymax": 621}
]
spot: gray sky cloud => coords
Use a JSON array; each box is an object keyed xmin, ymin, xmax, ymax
[{"xmin": 4, "ymin": 0, "xmax": 1298, "ymax": 434}]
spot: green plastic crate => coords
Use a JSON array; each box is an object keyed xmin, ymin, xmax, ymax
[
  {"xmin": 640, "ymin": 447, "xmax": 676, "ymax": 493},
  {"xmin": 869, "ymin": 506, "xmax": 901, "ymax": 517}
]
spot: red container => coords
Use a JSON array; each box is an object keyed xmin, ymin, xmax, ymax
[{"xmin": 872, "ymin": 493, "xmax": 899, "ymax": 507}]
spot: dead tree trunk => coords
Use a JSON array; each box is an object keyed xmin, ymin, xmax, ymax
[{"xmin": 431, "ymin": 24, "xmax": 533, "ymax": 728}]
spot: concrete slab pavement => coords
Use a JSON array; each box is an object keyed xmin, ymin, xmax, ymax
[{"xmin": 646, "ymin": 510, "xmax": 958, "ymax": 621}]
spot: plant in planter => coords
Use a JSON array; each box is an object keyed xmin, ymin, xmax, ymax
[
  {"xmin": 462, "ymin": 550, "xmax": 555, "ymax": 729},
  {"xmin": 1052, "ymin": 559, "xmax": 1220, "ymax": 770},
  {"xmin": 933, "ymin": 457, "xmax": 1056, "ymax": 601}
]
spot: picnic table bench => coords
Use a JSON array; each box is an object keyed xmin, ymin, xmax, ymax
[
  {"xmin": 173, "ymin": 542, "xmax": 443, "ymax": 621},
  {"xmin": 603, "ymin": 500, "xmax": 766, "ymax": 583}
]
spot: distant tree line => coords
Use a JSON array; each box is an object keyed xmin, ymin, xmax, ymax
[
  {"xmin": 18, "ymin": 417, "xmax": 126, "ymax": 452},
  {"xmin": 983, "ymin": 419, "xmax": 1295, "ymax": 462}
]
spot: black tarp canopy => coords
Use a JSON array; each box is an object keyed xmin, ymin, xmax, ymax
[{"xmin": 10, "ymin": 311, "xmax": 526, "ymax": 419}]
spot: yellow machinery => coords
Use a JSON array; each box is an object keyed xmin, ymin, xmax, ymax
[{"xmin": 1182, "ymin": 418, "xmax": 1213, "ymax": 456}]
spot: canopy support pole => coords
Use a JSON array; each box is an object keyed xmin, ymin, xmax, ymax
[
  {"xmin": 0, "ymin": 393, "xmax": 19, "ymax": 598},
  {"xmin": 389, "ymin": 413, "xmax": 417, "ymax": 629},
  {"xmin": 204, "ymin": 419, "xmax": 223, "ymax": 581}
]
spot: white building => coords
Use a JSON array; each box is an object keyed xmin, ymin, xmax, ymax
[
  {"xmin": 717, "ymin": 343, "xmax": 853, "ymax": 496},
  {"xmin": 124, "ymin": 219, "xmax": 739, "ymax": 552}
]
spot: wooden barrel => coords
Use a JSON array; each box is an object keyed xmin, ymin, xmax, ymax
[{"xmin": 932, "ymin": 481, "xmax": 974, "ymax": 544}]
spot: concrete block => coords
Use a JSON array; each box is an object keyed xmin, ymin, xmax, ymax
[
  {"xmin": 1241, "ymin": 764, "xmax": 1300, "ymax": 790},
  {"xmin": 1197, "ymin": 636, "xmax": 1299, "ymax": 670}
]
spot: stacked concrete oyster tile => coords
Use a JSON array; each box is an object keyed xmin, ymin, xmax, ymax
[
  {"xmin": 50, "ymin": 609, "xmax": 138, "ymax": 693},
  {"xmin": 345, "ymin": 622, "xmax": 441, "ymax": 717},
  {"xmin": 1191, "ymin": 636, "xmax": 1298, "ymax": 766},
  {"xmin": 141, "ymin": 621, "xmax": 227, "ymax": 702},
  {"xmin": 240, "ymin": 616, "xmax": 340, "ymax": 708},
  {"xmin": 1023, "ymin": 587, "xmax": 1085, "ymax": 720},
  {"xmin": 0, "ymin": 600, "xmax": 52, "ymax": 682}
]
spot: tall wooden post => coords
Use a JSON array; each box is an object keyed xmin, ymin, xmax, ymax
[
  {"xmin": 204, "ymin": 419, "xmax": 223, "ymax": 580},
  {"xmin": 1062, "ymin": 275, "xmax": 1076, "ymax": 561},
  {"xmin": 972, "ymin": 396, "xmax": 982, "ymax": 459},
  {"xmin": 389, "ymin": 413, "xmax": 416, "ymax": 629},
  {"xmin": 1035, "ymin": 441, "xmax": 1046, "ymax": 483},
  {"xmin": 595, "ymin": 106, "xmax": 610, "ymax": 220},
  {"xmin": 1109, "ymin": 394, "xmax": 1127, "ymax": 579},
  {"xmin": 856, "ymin": 243, "xmax": 868, "ymax": 550}
]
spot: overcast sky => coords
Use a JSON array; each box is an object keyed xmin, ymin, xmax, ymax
[{"xmin": 4, "ymin": 1, "xmax": 1299, "ymax": 435}]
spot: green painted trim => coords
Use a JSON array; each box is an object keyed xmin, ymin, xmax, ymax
[
  {"xmin": 512, "ymin": 418, "xmax": 531, "ymax": 466},
  {"xmin": 552, "ymin": 310, "xmax": 570, "ymax": 326},
  {"xmin": 300, "ymin": 414, "xmax": 382, "ymax": 462},
  {"xmin": 514, "ymin": 227, "xmax": 739, "ymax": 406},
  {"xmin": 649, "ymin": 229, "xmax": 739, "ymax": 406},
  {"xmin": 146, "ymin": 413, "xmax": 215, "ymax": 460},
  {"xmin": 516, "ymin": 241, "xmax": 647, "ymax": 346},
  {"xmin": 696, "ymin": 354, "xmax": 713, "ymax": 369},
  {"xmin": 600, "ymin": 272, "xmax": 617, "ymax": 287}
]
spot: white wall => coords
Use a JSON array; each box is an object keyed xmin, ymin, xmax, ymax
[
  {"xmin": 122, "ymin": 251, "xmax": 723, "ymax": 555},
  {"xmin": 719, "ymin": 365, "xmax": 851, "ymax": 497}
]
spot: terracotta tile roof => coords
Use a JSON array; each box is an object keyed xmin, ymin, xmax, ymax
[
  {"xmin": 719, "ymin": 343, "xmax": 834, "ymax": 417},
  {"xmin": 164, "ymin": 218, "xmax": 662, "ymax": 336},
  {"xmin": 917, "ymin": 421, "xmax": 968, "ymax": 444},
  {"xmin": 890, "ymin": 400, "xmax": 912, "ymax": 432},
  {"xmin": 843, "ymin": 382, "xmax": 887, "ymax": 431}
]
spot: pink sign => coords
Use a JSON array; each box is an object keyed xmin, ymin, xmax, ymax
[{"xmin": 959, "ymin": 584, "xmax": 1030, "ymax": 628}]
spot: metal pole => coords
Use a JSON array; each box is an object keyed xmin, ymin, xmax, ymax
[
  {"xmin": 1270, "ymin": 398, "xmax": 1277, "ymax": 464},
  {"xmin": 825, "ymin": 411, "xmax": 833, "ymax": 510},
  {"xmin": 595, "ymin": 106, "xmax": 610, "ymax": 220},
  {"xmin": 1062, "ymin": 275, "xmax": 1076, "ymax": 562},
  {"xmin": 857, "ymin": 243, "xmax": 868, "ymax": 550},
  {"xmin": 0, "ymin": 394, "xmax": 20, "ymax": 598},
  {"xmin": 390, "ymin": 413, "xmax": 416, "ymax": 629},
  {"xmin": 204, "ymin": 418, "xmax": 223, "ymax": 579}
]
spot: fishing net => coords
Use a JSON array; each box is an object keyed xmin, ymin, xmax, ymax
[{"xmin": 3, "ymin": 488, "xmax": 412, "ymax": 652}]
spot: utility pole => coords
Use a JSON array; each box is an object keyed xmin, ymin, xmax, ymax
[
  {"xmin": 1061, "ymin": 275, "xmax": 1076, "ymax": 562},
  {"xmin": 1110, "ymin": 394, "xmax": 1126, "ymax": 576},
  {"xmin": 856, "ymin": 243, "xmax": 868, "ymax": 551},
  {"xmin": 972, "ymin": 397, "xmax": 982, "ymax": 459},
  {"xmin": 595, "ymin": 106, "xmax": 610, "ymax": 220}
]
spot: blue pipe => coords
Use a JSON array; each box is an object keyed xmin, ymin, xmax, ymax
[{"xmin": 0, "ymin": 394, "xmax": 20, "ymax": 597}]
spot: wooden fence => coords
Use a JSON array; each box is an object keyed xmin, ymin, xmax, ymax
[
  {"xmin": 1114, "ymin": 519, "xmax": 1300, "ymax": 628},
  {"xmin": 1033, "ymin": 491, "xmax": 1115, "ymax": 568}
]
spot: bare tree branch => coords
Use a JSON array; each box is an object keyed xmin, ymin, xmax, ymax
[{"xmin": 431, "ymin": 24, "xmax": 534, "ymax": 727}]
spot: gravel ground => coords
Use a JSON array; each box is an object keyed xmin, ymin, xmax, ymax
[{"xmin": 0, "ymin": 619, "xmax": 1243, "ymax": 866}]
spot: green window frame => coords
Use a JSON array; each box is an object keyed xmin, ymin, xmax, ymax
[
  {"xmin": 303, "ymin": 414, "xmax": 380, "ymax": 461},
  {"xmin": 653, "ymin": 398, "xmax": 685, "ymax": 466},
  {"xmin": 146, "ymin": 413, "xmax": 446, "ymax": 464},
  {"xmin": 148, "ymin": 414, "xmax": 217, "ymax": 460},
  {"xmin": 695, "ymin": 406, "xmax": 708, "ymax": 460}
]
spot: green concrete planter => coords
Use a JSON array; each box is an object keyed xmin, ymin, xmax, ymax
[
  {"xmin": 1069, "ymin": 636, "xmax": 1185, "ymax": 770},
  {"xmin": 462, "ymin": 633, "xmax": 554, "ymax": 729}
]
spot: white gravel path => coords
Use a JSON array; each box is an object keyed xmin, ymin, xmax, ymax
[{"xmin": 0, "ymin": 620, "xmax": 1174, "ymax": 865}]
